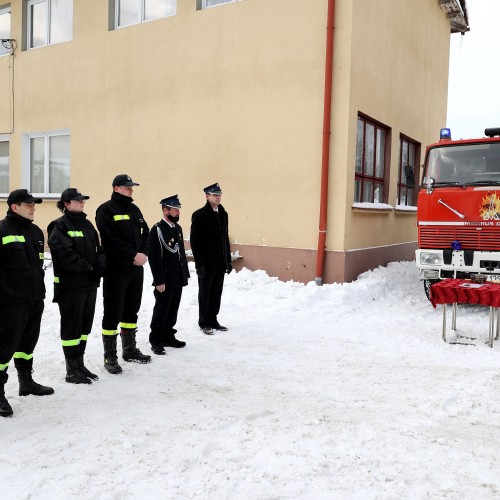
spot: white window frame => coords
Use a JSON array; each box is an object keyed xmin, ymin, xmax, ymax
[
  {"xmin": 201, "ymin": 0, "xmax": 241, "ymax": 9},
  {"xmin": 22, "ymin": 129, "xmax": 70, "ymax": 198},
  {"xmin": 27, "ymin": 0, "xmax": 73, "ymax": 49},
  {"xmin": 0, "ymin": 135, "xmax": 9, "ymax": 196},
  {"xmin": 0, "ymin": 5, "xmax": 11, "ymax": 57},
  {"xmin": 115, "ymin": 0, "xmax": 176, "ymax": 29}
]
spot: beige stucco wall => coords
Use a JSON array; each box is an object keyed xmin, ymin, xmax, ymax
[
  {"xmin": 0, "ymin": 0, "xmax": 454, "ymax": 274},
  {"xmin": 1, "ymin": 0, "xmax": 328, "ymax": 247},
  {"xmin": 332, "ymin": 0, "xmax": 452, "ymax": 251}
]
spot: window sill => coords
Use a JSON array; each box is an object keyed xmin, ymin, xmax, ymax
[
  {"xmin": 352, "ymin": 202, "xmax": 393, "ymax": 213},
  {"xmin": 395, "ymin": 205, "xmax": 417, "ymax": 214}
]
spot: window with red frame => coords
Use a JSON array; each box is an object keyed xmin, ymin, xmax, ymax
[
  {"xmin": 354, "ymin": 115, "xmax": 388, "ymax": 203},
  {"xmin": 398, "ymin": 136, "xmax": 420, "ymax": 206}
]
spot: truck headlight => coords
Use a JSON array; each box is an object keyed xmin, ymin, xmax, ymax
[{"xmin": 420, "ymin": 252, "xmax": 443, "ymax": 265}]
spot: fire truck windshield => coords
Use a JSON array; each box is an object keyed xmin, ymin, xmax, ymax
[{"xmin": 423, "ymin": 143, "xmax": 500, "ymax": 186}]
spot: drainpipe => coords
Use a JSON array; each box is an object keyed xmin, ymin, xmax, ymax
[{"xmin": 314, "ymin": 0, "xmax": 336, "ymax": 286}]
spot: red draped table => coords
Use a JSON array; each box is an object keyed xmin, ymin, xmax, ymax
[{"xmin": 430, "ymin": 279, "xmax": 500, "ymax": 347}]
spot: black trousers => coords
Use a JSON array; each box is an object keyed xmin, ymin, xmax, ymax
[
  {"xmin": 102, "ymin": 266, "xmax": 144, "ymax": 334},
  {"xmin": 198, "ymin": 271, "xmax": 225, "ymax": 328},
  {"xmin": 0, "ymin": 300, "xmax": 44, "ymax": 378},
  {"xmin": 149, "ymin": 287, "xmax": 182, "ymax": 346},
  {"xmin": 57, "ymin": 288, "xmax": 97, "ymax": 359}
]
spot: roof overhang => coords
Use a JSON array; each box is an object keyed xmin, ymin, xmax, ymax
[{"xmin": 438, "ymin": 0, "xmax": 469, "ymax": 33}]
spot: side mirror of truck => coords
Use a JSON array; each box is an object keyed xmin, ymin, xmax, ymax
[{"xmin": 404, "ymin": 165, "xmax": 415, "ymax": 188}]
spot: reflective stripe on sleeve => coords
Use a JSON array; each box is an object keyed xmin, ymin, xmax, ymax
[
  {"xmin": 2, "ymin": 235, "xmax": 26, "ymax": 245},
  {"xmin": 80, "ymin": 334, "xmax": 88, "ymax": 341},
  {"xmin": 67, "ymin": 231, "xmax": 84, "ymax": 237},
  {"xmin": 0, "ymin": 362, "xmax": 9, "ymax": 371},
  {"xmin": 54, "ymin": 277, "xmax": 60, "ymax": 283}
]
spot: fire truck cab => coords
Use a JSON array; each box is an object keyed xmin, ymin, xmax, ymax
[{"xmin": 416, "ymin": 128, "xmax": 500, "ymax": 298}]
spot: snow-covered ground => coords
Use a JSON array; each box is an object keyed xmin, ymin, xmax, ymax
[{"xmin": 2, "ymin": 260, "xmax": 500, "ymax": 499}]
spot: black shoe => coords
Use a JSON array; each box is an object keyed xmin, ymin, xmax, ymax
[
  {"xmin": 78, "ymin": 355, "xmax": 99, "ymax": 380},
  {"xmin": 65, "ymin": 359, "xmax": 92, "ymax": 385},
  {"xmin": 163, "ymin": 338, "xmax": 186, "ymax": 348},
  {"xmin": 151, "ymin": 345, "xmax": 166, "ymax": 355},
  {"xmin": 0, "ymin": 394, "xmax": 13, "ymax": 417},
  {"xmin": 213, "ymin": 324, "xmax": 228, "ymax": 331},
  {"xmin": 121, "ymin": 330, "xmax": 152, "ymax": 364},
  {"xmin": 104, "ymin": 356, "xmax": 123, "ymax": 374},
  {"xmin": 201, "ymin": 326, "xmax": 214, "ymax": 335},
  {"xmin": 17, "ymin": 370, "xmax": 55, "ymax": 396},
  {"xmin": 123, "ymin": 348, "xmax": 152, "ymax": 363}
]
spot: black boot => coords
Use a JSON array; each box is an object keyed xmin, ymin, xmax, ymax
[
  {"xmin": 163, "ymin": 336, "xmax": 186, "ymax": 348},
  {"xmin": 17, "ymin": 368, "xmax": 54, "ymax": 396},
  {"xmin": 121, "ymin": 329, "xmax": 152, "ymax": 364},
  {"xmin": 102, "ymin": 335, "xmax": 123, "ymax": 374},
  {"xmin": 65, "ymin": 357, "xmax": 91, "ymax": 384},
  {"xmin": 77, "ymin": 354, "xmax": 98, "ymax": 381},
  {"xmin": 0, "ymin": 374, "xmax": 13, "ymax": 417}
]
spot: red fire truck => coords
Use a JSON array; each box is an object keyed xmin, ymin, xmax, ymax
[{"xmin": 416, "ymin": 127, "xmax": 500, "ymax": 298}]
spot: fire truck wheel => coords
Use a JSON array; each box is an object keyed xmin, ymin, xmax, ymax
[{"xmin": 424, "ymin": 279, "xmax": 440, "ymax": 301}]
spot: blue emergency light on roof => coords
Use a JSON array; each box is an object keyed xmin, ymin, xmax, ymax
[{"xmin": 440, "ymin": 128, "xmax": 452, "ymax": 140}]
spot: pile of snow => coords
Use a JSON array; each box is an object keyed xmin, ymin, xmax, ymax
[{"xmin": 2, "ymin": 261, "xmax": 500, "ymax": 499}]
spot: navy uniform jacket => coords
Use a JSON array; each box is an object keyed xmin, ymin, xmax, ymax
[
  {"xmin": 47, "ymin": 210, "xmax": 105, "ymax": 295},
  {"xmin": 149, "ymin": 219, "xmax": 190, "ymax": 289},
  {"xmin": 0, "ymin": 210, "xmax": 45, "ymax": 303},
  {"xmin": 95, "ymin": 192, "xmax": 149, "ymax": 268},
  {"xmin": 190, "ymin": 202, "xmax": 231, "ymax": 273}
]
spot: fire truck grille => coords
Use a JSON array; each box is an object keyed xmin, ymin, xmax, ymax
[{"xmin": 419, "ymin": 226, "xmax": 500, "ymax": 250}]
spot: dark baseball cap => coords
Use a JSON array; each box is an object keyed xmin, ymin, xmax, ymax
[
  {"xmin": 112, "ymin": 174, "xmax": 140, "ymax": 187},
  {"xmin": 60, "ymin": 188, "xmax": 90, "ymax": 203},
  {"xmin": 7, "ymin": 189, "xmax": 43, "ymax": 206}
]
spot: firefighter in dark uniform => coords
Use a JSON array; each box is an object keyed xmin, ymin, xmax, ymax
[
  {"xmin": 0, "ymin": 189, "xmax": 54, "ymax": 418},
  {"xmin": 190, "ymin": 182, "xmax": 232, "ymax": 335},
  {"xmin": 95, "ymin": 174, "xmax": 151, "ymax": 374},
  {"xmin": 148, "ymin": 195, "xmax": 190, "ymax": 355},
  {"xmin": 48, "ymin": 188, "xmax": 106, "ymax": 385}
]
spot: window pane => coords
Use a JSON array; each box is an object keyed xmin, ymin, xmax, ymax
[
  {"xmin": 50, "ymin": 0, "xmax": 73, "ymax": 44},
  {"xmin": 400, "ymin": 141, "xmax": 408, "ymax": 183},
  {"xmin": 363, "ymin": 180, "xmax": 373, "ymax": 203},
  {"xmin": 355, "ymin": 119, "xmax": 364, "ymax": 173},
  {"xmin": 354, "ymin": 179, "xmax": 361, "ymax": 202},
  {"xmin": 144, "ymin": 0, "xmax": 176, "ymax": 20},
  {"xmin": 0, "ymin": 141, "xmax": 9, "ymax": 193},
  {"xmin": 118, "ymin": 0, "xmax": 141, "ymax": 26},
  {"xmin": 0, "ymin": 10, "xmax": 11, "ymax": 56},
  {"xmin": 400, "ymin": 188, "xmax": 407, "ymax": 206},
  {"xmin": 409, "ymin": 143, "xmax": 415, "ymax": 167},
  {"xmin": 375, "ymin": 128, "xmax": 385, "ymax": 178},
  {"xmin": 30, "ymin": 1, "xmax": 48, "ymax": 48},
  {"xmin": 407, "ymin": 190, "xmax": 414, "ymax": 206},
  {"xmin": 374, "ymin": 183, "xmax": 383, "ymax": 203},
  {"xmin": 205, "ymin": 0, "xmax": 234, "ymax": 7},
  {"xmin": 365, "ymin": 124, "xmax": 374, "ymax": 176},
  {"xmin": 49, "ymin": 135, "xmax": 70, "ymax": 193},
  {"xmin": 30, "ymin": 137, "xmax": 45, "ymax": 193}
]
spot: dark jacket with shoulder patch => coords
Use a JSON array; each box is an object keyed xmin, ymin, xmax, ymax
[
  {"xmin": 47, "ymin": 210, "xmax": 105, "ymax": 297},
  {"xmin": 0, "ymin": 210, "xmax": 45, "ymax": 303},
  {"xmin": 95, "ymin": 192, "xmax": 149, "ymax": 268}
]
